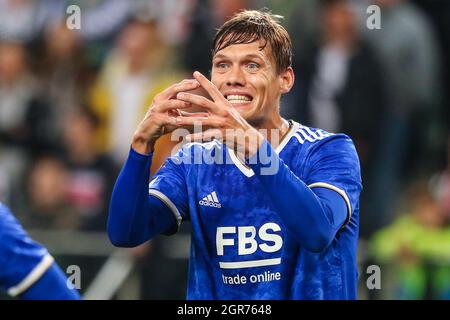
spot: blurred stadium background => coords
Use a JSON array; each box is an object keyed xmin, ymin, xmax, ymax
[{"xmin": 0, "ymin": 0, "xmax": 449, "ymax": 300}]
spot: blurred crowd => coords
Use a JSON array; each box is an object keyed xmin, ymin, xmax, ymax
[{"xmin": 0, "ymin": 0, "xmax": 449, "ymax": 299}]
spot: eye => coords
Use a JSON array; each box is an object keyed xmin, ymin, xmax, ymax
[
  {"xmin": 215, "ymin": 62, "xmax": 229, "ymax": 70},
  {"xmin": 246, "ymin": 62, "xmax": 259, "ymax": 71}
]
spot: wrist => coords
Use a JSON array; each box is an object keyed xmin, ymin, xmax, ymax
[
  {"xmin": 245, "ymin": 139, "xmax": 280, "ymax": 176},
  {"xmin": 245, "ymin": 129, "xmax": 265, "ymax": 159},
  {"xmin": 131, "ymin": 136, "xmax": 156, "ymax": 155}
]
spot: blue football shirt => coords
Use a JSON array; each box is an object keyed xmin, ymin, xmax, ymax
[
  {"xmin": 148, "ymin": 121, "xmax": 362, "ymax": 299},
  {"xmin": 0, "ymin": 203, "xmax": 55, "ymax": 297}
]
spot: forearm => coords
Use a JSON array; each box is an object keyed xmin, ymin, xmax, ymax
[
  {"xmin": 108, "ymin": 148, "xmax": 175, "ymax": 247},
  {"xmin": 247, "ymin": 140, "xmax": 347, "ymax": 252},
  {"xmin": 20, "ymin": 263, "xmax": 81, "ymax": 300}
]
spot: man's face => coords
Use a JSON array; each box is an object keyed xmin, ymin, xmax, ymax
[{"xmin": 211, "ymin": 40, "xmax": 291, "ymax": 124}]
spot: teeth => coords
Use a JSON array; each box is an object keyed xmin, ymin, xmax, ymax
[{"xmin": 226, "ymin": 95, "xmax": 251, "ymax": 104}]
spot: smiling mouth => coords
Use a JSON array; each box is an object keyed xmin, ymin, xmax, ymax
[{"xmin": 225, "ymin": 94, "xmax": 253, "ymax": 105}]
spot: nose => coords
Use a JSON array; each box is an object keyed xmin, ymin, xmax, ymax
[{"xmin": 226, "ymin": 65, "xmax": 245, "ymax": 87}]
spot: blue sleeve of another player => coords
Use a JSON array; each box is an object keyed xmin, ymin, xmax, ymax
[
  {"xmin": 108, "ymin": 147, "xmax": 187, "ymax": 247},
  {"xmin": 0, "ymin": 203, "xmax": 80, "ymax": 299},
  {"xmin": 247, "ymin": 136, "xmax": 361, "ymax": 253},
  {"xmin": 20, "ymin": 263, "xmax": 80, "ymax": 300}
]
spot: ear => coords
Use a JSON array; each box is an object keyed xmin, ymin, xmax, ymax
[{"xmin": 279, "ymin": 67, "xmax": 295, "ymax": 94}]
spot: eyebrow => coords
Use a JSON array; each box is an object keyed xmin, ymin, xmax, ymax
[{"xmin": 213, "ymin": 53, "xmax": 266, "ymax": 61}]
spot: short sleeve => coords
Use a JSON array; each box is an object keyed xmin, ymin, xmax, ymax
[
  {"xmin": 148, "ymin": 146, "xmax": 191, "ymax": 226},
  {"xmin": 0, "ymin": 204, "xmax": 54, "ymax": 296},
  {"xmin": 303, "ymin": 134, "xmax": 362, "ymax": 227}
]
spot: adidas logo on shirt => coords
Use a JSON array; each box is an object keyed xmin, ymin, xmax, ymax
[{"xmin": 199, "ymin": 191, "xmax": 221, "ymax": 208}]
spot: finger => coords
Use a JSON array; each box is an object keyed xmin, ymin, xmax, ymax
[
  {"xmin": 160, "ymin": 114, "xmax": 178, "ymax": 127},
  {"xmin": 157, "ymin": 79, "xmax": 200, "ymax": 101},
  {"xmin": 177, "ymin": 110, "xmax": 210, "ymax": 117},
  {"xmin": 176, "ymin": 92, "xmax": 222, "ymax": 114},
  {"xmin": 156, "ymin": 99, "xmax": 192, "ymax": 113},
  {"xmin": 193, "ymin": 71, "xmax": 226, "ymax": 103},
  {"xmin": 175, "ymin": 115, "xmax": 222, "ymax": 128},
  {"xmin": 143, "ymin": 110, "xmax": 179, "ymax": 126},
  {"xmin": 186, "ymin": 128, "xmax": 224, "ymax": 142}
]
